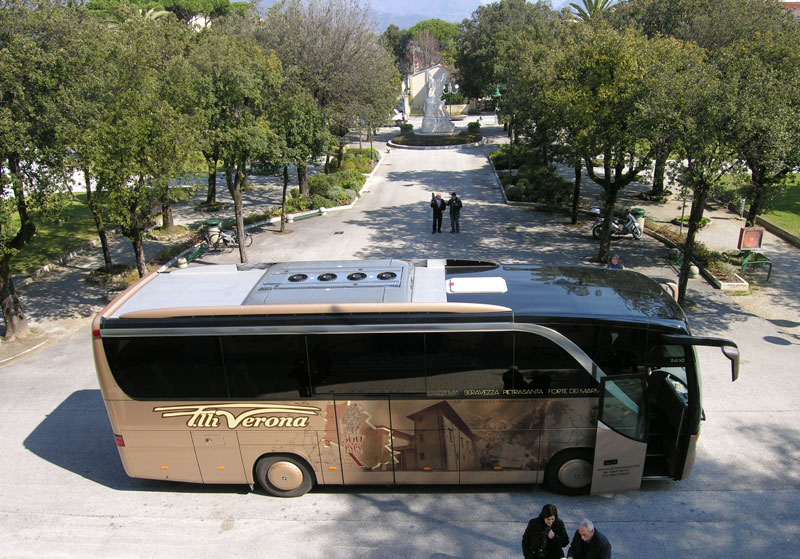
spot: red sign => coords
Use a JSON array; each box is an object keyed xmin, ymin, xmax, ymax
[{"xmin": 738, "ymin": 227, "xmax": 765, "ymax": 250}]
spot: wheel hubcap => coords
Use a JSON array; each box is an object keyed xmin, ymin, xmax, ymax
[
  {"xmin": 558, "ymin": 458, "xmax": 591, "ymax": 489},
  {"xmin": 267, "ymin": 461, "xmax": 303, "ymax": 491}
]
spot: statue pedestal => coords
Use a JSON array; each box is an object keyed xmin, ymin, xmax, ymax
[{"xmin": 418, "ymin": 115, "xmax": 455, "ymax": 135}]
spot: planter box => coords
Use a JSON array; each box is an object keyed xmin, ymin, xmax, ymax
[{"xmin": 699, "ymin": 267, "xmax": 749, "ymax": 292}]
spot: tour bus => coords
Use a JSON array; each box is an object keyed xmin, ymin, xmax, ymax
[{"xmin": 92, "ymin": 259, "xmax": 739, "ymax": 497}]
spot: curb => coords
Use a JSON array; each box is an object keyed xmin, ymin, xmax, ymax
[{"xmin": 387, "ymin": 138, "xmax": 487, "ymax": 150}]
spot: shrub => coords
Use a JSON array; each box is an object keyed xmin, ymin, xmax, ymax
[
  {"xmin": 399, "ymin": 123, "xmax": 413, "ymax": 134},
  {"xmin": 506, "ymin": 184, "xmax": 523, "ymax": 201},
  {"xmin": 336, "ymin": 170, "xmax": 366, "ymax": 193},
  {"xmin": 309, "ymin": 173, "xmax": 337, "ymax": 197},
  {"xmin": 467, "ymin": 121, "xmax": 481, "ymax": 133},
  {"xmin": 671, "ymin": 216, "xmax": 711, "ymax": 229},
  {"xmin": 491, "ymin": 151, "xmax": 509, "ymax": 170}
]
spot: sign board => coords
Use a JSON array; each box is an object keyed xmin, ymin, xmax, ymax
[{"xmin": 738, "ymin": 227, "xmax": 765, "ymax": 250}]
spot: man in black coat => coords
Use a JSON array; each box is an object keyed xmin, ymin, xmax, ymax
[
  {"xmin": 447, "ymin": 191, "xmax": 462, "ymax": 233},
  {"xmin": 430, "ymin": 192, "xmax": 445, "ymax": 233},
  {"xmin": 566, "ymin": 519, "xmax": 611, "ymax": 559}
]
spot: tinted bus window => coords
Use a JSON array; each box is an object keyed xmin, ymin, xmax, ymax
[
  {"xmin": 308, "ymin": 333, "xmax": 425, "ymax": 394},
  {"xmin": 103, "ymin": 336, "xmax": 227, "ymax": 399},
  {"xmin": 221, "ymin": 335, "xmax": 310, "ymax": 398},
  {"xmin": 426, "ymin": 331, "xmax": 513, "ymax": 396},
  {"xmin": 514, "ymin": 331, "xmax": 592, "ymax": 392}
]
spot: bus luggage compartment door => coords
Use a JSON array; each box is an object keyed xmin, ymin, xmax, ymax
[
  {"xmin": 591, "ymin": 375, "xmax": 648, "ymax": 494},
  {"xmin": 333, "ymin": 397, "xmax": 395, "ymax": 485},
  {"xmin": 191, "ymin": 431, "xmax": 246, "ymax": 483}
]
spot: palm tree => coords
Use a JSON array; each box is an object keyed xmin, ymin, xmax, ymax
[{"xmin": 570, "ymin": 0, "xmax": 615, "ymax": 21}]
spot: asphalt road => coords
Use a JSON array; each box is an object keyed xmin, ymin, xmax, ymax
[{"xmin": 2, "ymin": 124, "xmax": 799, "ymax": 558}]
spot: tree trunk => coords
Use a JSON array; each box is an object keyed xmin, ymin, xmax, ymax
[
  {"xmin": 161, "ymin": 190, "xmax": 176, "ymax": 233},
  {"xmin": 226, "ymin": 162, "xmax": 248, "ymax": 264},
  {"xmin": 0, "ymin": 256, "xmax": 28, "ymax": 341},
  {"xmin": 570, "ymin": 161, "xmax": 582, "ymax": 225},
  {"xmin": 131, "ymin": 232, "xmax": 148, "ymax": 278},
  {"xmin": 652, "ymin": 150, "xmax": 667, "ymax": 197},
  {"xmin": 745, "ymin": 165, "xmax": 766, "ymax": 227},
  {"xmin": 677, "ymin": 183, "xmax": 710, "ymax": 304},
  {"xmin": 280, "ymin": 165, "xmax": 289, "ymax": 233},
  {"xmin": 336, "ymin": 139, "xmax": 345, "ymax": 171},
  {"xmin": 83, "ymin": 168, "xmax": 113, "ymax": 273},
  {"xmin": 297, "ymin": 164, "xmax": 309, "ymax": 197},
  {"xmin": 204, "ymin": 147, "xmax": 219, "ymax": 204}
]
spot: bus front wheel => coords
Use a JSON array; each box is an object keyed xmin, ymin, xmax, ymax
[
  {"xmin": 544, "ymin": 448, "xmax": 593, "ymax": 496},
  {"xmin": 255, "ymin": 454, "xmax": 315, "ymax": 497}
]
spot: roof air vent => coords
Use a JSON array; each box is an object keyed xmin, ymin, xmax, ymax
[
  {"xmin": 317, "ymin": 273, "xmax": 337, "ymax": 282},
  {"xmin": 288, "ymin": 274, "xmax": 308, "ymax": 282},
  {"xmin": 347, "ymin": 272, "xmax": 367, "ymax": 281},
  {"xmin": 377, "ymin": 272, "xmax": 397, "ymax": 281}
]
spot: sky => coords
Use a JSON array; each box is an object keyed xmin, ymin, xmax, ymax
[{"xmin": 258, "ymin": 1, "xmax": 573, "ymax": 33}]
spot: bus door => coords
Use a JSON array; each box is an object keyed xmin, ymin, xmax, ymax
[
  {"xmin": 333, "ymin": 397, "xmax": 395, "ymax": 485},
  {"xmin": 591, "ymin": 374, "xmax": 648, "ymax": 494}
]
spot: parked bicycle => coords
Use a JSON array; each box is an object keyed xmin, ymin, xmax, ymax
[{"xmin": 203, "ymin": 225, "xmax": 253, "ymax": 251}]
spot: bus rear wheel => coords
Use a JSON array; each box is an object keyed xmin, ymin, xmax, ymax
[
  {"xmin": 544, "ymin": 448, "xmax": 593, "ymax": 495},
  {"xmin": 255, "ymin": 455, "xmax": 315, "ymax": 497}
]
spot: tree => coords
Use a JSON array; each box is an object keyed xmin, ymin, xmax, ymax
[
  {"xmin": 258, "ymin": 0, "xmax": 398, "ymax": 192},
  {"xmin": 408, "ymin": 19, "xmax": 460, "ymax": 67},
  {"xmin": 457, "ymin": 0, "xmax": 558, "ymax": 100},
  {"xmin": 552, "ymin": 24, "xmax": 660, "ymax": 263},
  {"xmin": 406, "ymin": 30, "xmax": 443, "ymax": 71},
  {"xmin": 268, "ymin": 85, "xmax": 330, "ymax": 232},
  {"xmin": 87, "ymin": 17, "xmax": 196, "ymax": 277},
  {"xmin": 0, "ymin": 6, "xmax": 77, "ymax": 340},
  {"xmin": 57, "ymin": 13, "xmax": 117, "ymax": 273},
  {"xmin": 719, "ymin": 36, "xmax": 800, "ymax": 226},
  {"xmin": 570, "ymin": 0, "xmax": 616, "ymax": 22},
  {"xmin": 193, "ymin": 19, "xmax": 283, "ymax": 262}
]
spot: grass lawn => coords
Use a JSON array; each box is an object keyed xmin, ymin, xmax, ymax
[
  {"xmin": 760, "ymin": 174, "xmax": 800, "ymax": 237},
  {"xmin": 717, "ymin": 174, "xmax": 800, "ymax": 237},
  {"xmin": 9, "ymin": 194, "xmax": 100, "ymax": 276}
]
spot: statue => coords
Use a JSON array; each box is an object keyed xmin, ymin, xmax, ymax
[{"xmin": 419, "ymin": 68, "xmax": 455, "ymax": 135}]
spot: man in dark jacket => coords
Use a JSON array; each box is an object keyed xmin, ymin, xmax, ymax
[
  {"xmin": 566, "ymin": 520, "xmax": 611, "ymax": 559},
  {"xmin": 430, "ymin": 192, "xmax": 445, "ymax": 233},
  {"xmin": 447, "ymin": 191, "xmax": 462, "ymax": 233}
]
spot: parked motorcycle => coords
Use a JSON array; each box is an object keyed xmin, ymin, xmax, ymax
[{"xmin": 591, "ymin": 209, "xmax": 643, "ymax": 240}]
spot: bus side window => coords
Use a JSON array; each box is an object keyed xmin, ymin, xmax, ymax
[
  {"xmin": 103, "ymin": 336, "xmax": 227, "ymax": 399},
  {"xmin": 425, "ymin": 332, "xmax": 513, "ymax": 396},
  {"xmin": 308, "ymin": 333, "xmax": 425, "ymax": 394},
  {"xmin": 221, "ymin": 335, "xmax": 310, "ymax": 399},
  {"xmin": 514, "ymin": 332, "xmax": 591, "ymax": 392}
]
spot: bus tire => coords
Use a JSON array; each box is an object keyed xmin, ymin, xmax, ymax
[
  {"xmin": 255, "ymin": 454, "xmax": 315, "ymax": 498},
  {"xmin": 544, "ymin": 448, "xmax": 593, "ymax": 496}
]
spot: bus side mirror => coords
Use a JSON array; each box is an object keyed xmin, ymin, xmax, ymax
[{"xmin": 722, "ymin": 345, "xmax": 740, "ymax": 382}]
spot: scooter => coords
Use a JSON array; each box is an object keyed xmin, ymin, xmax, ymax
[{"xmin": 591, "ymin": 209, "xmax": 643, "ymax": 240}]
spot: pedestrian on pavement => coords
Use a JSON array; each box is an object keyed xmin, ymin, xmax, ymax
[
  {"xmin": 608, "ymin": 254, "xmax": 623, "ymax": 269},
  {"xmin": 522, "ymin": 503, "xmax": 570, "ymax": 559},
  {"xmin": 447, "ymin": 191, "xmax": 462, "ymax": 233},
  {"xmin": 566, "ymin": 519, "xmax": 611, "ymax": 559},
  {"xmin": 430, "ymin": 192, "xmax": 445, "ymax": 233}
]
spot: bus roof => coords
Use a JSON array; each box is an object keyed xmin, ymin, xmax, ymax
[{"xmin": 101, "ymin": 259, "xmax": 687, "ymax": 329}]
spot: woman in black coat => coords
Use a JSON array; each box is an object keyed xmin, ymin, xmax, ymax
[{"xmin": 522, "ymin": 503, "xmax": 570, "ymax": 559}]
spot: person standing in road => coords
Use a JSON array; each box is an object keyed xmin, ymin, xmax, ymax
[
  {"xmin": 447, "ymin": 191, "xmax": 462, "ymax": 233},
  {"xmin": 566, "ymin": 519, "xmax": 611, "ymax": 559},
  {"xmin": 430, "ymin": 192, "xmax": 445, "ymax": 233},
  {"xmin": 522, "ymin": 503, "xmax": 570, "ymax": 559}
]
